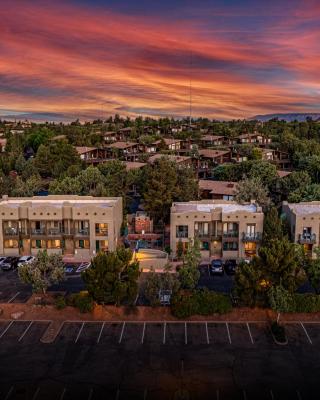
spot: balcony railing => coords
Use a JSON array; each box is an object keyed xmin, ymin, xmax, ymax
[
  {"xmin": 95, "ymin": 229, "xmax": 108, "ymax": 236},
  {"xmin": 3, "ymin": 227, "xmax": 19, "ymax": 236},
  {"xmin": 31, "ymin": 228, "xmax": 46, "ymax": 236},
  {"xmin": 242, "ymin": 232, "xmax": 262, "ymax": 242},
  {"xmin": 223, "ymin": 231, "xmax": 239, "ymax": 238},
  {"xmin": 176, "ymin": 232, "xmax": 188, "ymax": 239},
  {"xmin": 47, "ymin": 227, "xmax": 63, "ymax": 236},
  {"xmin": 75, "ymin": 228, "xmax": 90, "ymax": 236},
  {"xmin": 298, "ymin": 233, "xmax": 316, "ymax": 244}
]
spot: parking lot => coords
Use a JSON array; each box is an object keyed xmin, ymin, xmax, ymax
[{"xmin": 1, "ymin": 320, "xmax": 320, "ymax": 399}]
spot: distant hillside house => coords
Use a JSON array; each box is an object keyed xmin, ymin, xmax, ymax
[{"xmin": 199, "ymin": 180, "xmax": 238, "ymax": 201}]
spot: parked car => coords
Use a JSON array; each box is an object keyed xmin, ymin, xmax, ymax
[
  {"xmin": 0, "ymin": 256, "xmax": 7, "ymax": 265},
  {"xmin": 224, "ymin": 259, "xmax": 237, "ymax": 275},
  {"xmin": 1, "ymin": 257, "xmax": 19, "ymax": 271},
  {"xmin": 64, "ymin": 263, "xmax": 76, "ymax": 275},
  {"xmin": 17, "ymin": 255, "xmax": 35, "ymax": 267},
  {"xmin": 75, "ymin": 262, "xmax": 91, "ymax": 274},
  {"xmin": 210, "ymin": 259, "xmax": 224, "ymax": 276}
]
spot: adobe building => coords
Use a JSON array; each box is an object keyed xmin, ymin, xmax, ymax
[
  {"xmin": 170, "ymin": 200, "xmax": 264, "ymax": 261},
  {"xmin": 0, "ymin": 195, "xmax": 122, "ymax": 261}
]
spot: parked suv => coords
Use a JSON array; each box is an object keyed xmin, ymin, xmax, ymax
[
  {"xmin": 1, "ymin": 257, "xmax": 19, "ymax": 271},
  {"xmin": 224, "ymin": 259, "xmax": 237, "ymax": 275},
  {"xmin": 17, "ymin": 256, "xmax": 35, "ymax": 268},
  {"xmin": 210, "ymin": 259, "xmax": 224, "ymax": 276}
]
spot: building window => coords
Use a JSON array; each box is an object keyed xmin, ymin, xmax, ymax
[
  {"xmin": 244, "ymin": 242, "xmax": 257, "ymax": 257},
  {"xmin": 31, "ymin": 240, "xmax": 46, "ymax": 249},
  {"xmin": 4, "ymin": 239, "xmax": 19, "ymax": 248},
  {"xmin": 96, "ymin": 240, "xmax": 109, "ymax": 252},
  {"xmin": 95, "ymin": 223, "xmax": 108, "ymax": 236},
  {"xmin": 200, "ymin": 241, "xmax": 209, "ymax": 251},
  {"xmin": 223, "ymin": 242, "xmax": 238, "ymax": 251},
  {"xmin": 76, "ymin": 240, "xmax": 90, "ymax": 249},
  {"xmin": 176, "ymin": 225, "xmax": 188, "ymax": 238},
  {"xmin": 194, "ymin": 222, "xmax": 208, "ymax": 236},
  {"xmin": 47, "ymin": 240, "xmax": 61, "ymax": 249}
]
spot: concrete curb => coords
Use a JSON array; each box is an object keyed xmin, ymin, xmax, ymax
[{"xmin": 40, "ymin": 320, "xmax": 64, "ymax": 343}]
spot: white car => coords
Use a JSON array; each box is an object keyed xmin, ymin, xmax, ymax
[
  {"xmin": 0, "ymin": 256, "xmax": 7, "ymax": 265},
  {"xmin": 17, "ymin": 256, "xmax": 35, "ymax": 267},
  {"xmin": 75, "ymin": 262, "xmax": 91, "ymax": 274}
]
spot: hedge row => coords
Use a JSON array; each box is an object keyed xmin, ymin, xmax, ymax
[
  {"xmin": 171, "ymin": 289, "xmax": 232, "ymax": 318},
  {"xmin": 292, "ymin": 293, "xmax": 320, "ymax": 313}
]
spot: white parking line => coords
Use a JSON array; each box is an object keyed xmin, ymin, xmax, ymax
[
  {"xmin": 119, "ymin": 322, "xmax": 125, "ymax": 344},
  {"xmin": 205, "ymin": 322, "xmax": 210, "ymax": 344},
  {"xmin": 185, "ymin": 322, "xmax": 187, "ymax": 345},
  {"xmin": 97, "ymin": 322, "xmax": 105, "ymax": 344},
  {"xmin": 163, "ymin": 322, "xmax": 166, "ymax": 344},
  {"xmin": 0, "ymin": 320, "xmax": 14, "ymax": 339},
  {"xmin": 226, "ymin": 322, "xmax": 232, "ymax": 344},
  {"xmin": 141, "ymin": 322, "xmax": 146, "ymax": 344},
  {"xmin": 18, "ymin": 321, "xmax": 33, "ymax": 342},
  {"xmin": 60, "ymin": 388, "xmax": 66, "ymax": 400},
  {"xmin": 243, "ymin": 389, "xmax": 247, "ymax": 400},
  {"xmin": 7, "ymin": 292, "xmax": 20, "ymax": 303},
  {"xmin": 270, "ymin": 389, "xmax": 274, "ymax": 400},
  {"xmin": 246, "ymin": 323, "xmax": 254, "ymax": 344},
  {"xmin": 115, "ymin": 388, "xmax": 120, "ymax": 400},
  {"xmin": 300, "ymin": 322, "xmax": 312, "ymax": 345},
  {"xmin": 88, "ymin": 388, "xmax": 93, "ymax": 400},
  {"xmin": 75, "ymin": 322, "xmax": 85, "ymax": 343},
  {"xmin": 296, "ymin": 389, "xmax": 302, "ymax": 400},
  {"xmin": 32, "ymin": 387, "xmax": 40, "ymax": 400},
  {"xmin": 143, "ymin": 388, "xmax": 148, "ymax": 400},
  {"xmin": 4, "ymin": 386, "xmax": 14, "ymax": 400}
]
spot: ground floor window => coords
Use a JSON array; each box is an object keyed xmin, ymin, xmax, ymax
[
  {"xmin": 47, "ymin": 239, "xmax": 62, "ymax": 249},
  {"xmin": 4, "ymin": 239, "xmax": 19, "ymax": 248},
  {"xmin": 244, "ymin": 242, "xmax": 257, "ymax": 257},
  {"xmin": 200, "ymin": 241, "xmax": 209, "ymax": 251},
  {"xmin": 96, "ymin": 240, "xmax": 109, "ymax": 252},
  {"xmin": 31, "ymin": 239, "xmax": 46, "ymax": 249},
  {"xmin": 76, "ymin": 239, "xmax": 90, "ymax": 249},
  {"xmin": 223, "ymin": 241, "xmax": 238, "ymax": 251}
]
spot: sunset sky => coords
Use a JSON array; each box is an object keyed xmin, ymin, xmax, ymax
[{"xmin": 1, "ymin": 0, "xmax": 320, "ymax": 121}]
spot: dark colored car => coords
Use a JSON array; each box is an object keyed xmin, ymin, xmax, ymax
[
  {"xmin": 64, "ymin": 263, "xmax": 76, "ymax": 275},
  {"xmin": 224, "ymin": 259, "xmax": 237, "ymax": 275},
  {"xmin": 210, "ymin": 259, "xmax": 224, "ymax": 276},
  {"xmin": 1, "ymin": 257, "xmax": 19, "ymax": 271}
]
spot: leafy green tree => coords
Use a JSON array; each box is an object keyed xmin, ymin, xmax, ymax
[
  {"xmin": 49, "ymin": 176, "xmax": 82, "ymax": 195},
  {"xmin": 262, "ymin": 207, "xmax": 283, "ymax": 246},
  {"xmin": 268, "ymin": 284, "xmax": 293, "ymax": 323},
  {"xmin": 279, "ymin": 171, "xmax": 311, "ymax": 200},
  {"xmin": 82, "ymin": 248, "xmax": 139, "ymax": 306},
  {"xmin": 143, "ymin": 158, "xmax": 178, "ymax": 222},
  {"xmin": 98, "ymin": 160, "xmax": 128, "ymax": 197},
  {"xmin": 235, "ymin": 177, "xmax": 270, "ymax": 206},
  {"xmin": 178, "ymin": 239, "xmax": 201, "ymax": 289},
  {"xmin": 234, "ymin": 261, "xmax": 265, "ymax": 307},
  {"xmin": 247, "ymin": 161, "xmax": 278, "ymax": 187},
  {"xmin": 15, "ymin": 154, "xmax": 27, "ymax": 174},
  {"xmin": 288, "ymin": 184, "xmax": 320, "ymax": 203},
  {"xmin": 18, "ymin": 250, "xmax": 65, "ymax": 294},
  {"xmin": 304, "ymin": 247, "xmax": 320, "ymax": 294},
  {"xmin": 11, "ymin": 175, "xmax": 42, "ymax": 197}
]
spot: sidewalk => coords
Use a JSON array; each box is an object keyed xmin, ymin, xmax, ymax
[{"xmin": 2, "ymin": 300, "xmax": 320, "ymax": 323}]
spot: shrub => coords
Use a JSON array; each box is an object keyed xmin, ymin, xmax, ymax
[
  {"xmin": 54, "ymin": 295, "xmax": 66, "ymax": 310},
  {"xmin": 171, "ymin": 289, "xmax": 232, "ymax": 318},
  {"xmin": 68, "ymin": 292, "xmax": 94, "ymax": 313},
  {"xmin": 293, "ymin": 293, "xmax": 320, "ymax": 313}
]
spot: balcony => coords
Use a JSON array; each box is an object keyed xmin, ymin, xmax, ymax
[
  {"xmin": 3, "ymin": 227, "xmax": 19, "ymax": 237},
  {"xmin": 242, "ymin": 232, "xmax": 262, "ymax": 242},
  {"xmin": 95, "ymin": 229, "xmax": 108, "ymax": 236},
  {"xmin": 223, "ymin": 231, "xmax": 239, "ymax": 238},
  {"xmin": 47, "ymin": 227, "xmax": 63, "ymax": 236},
  {"xmin": 298, "ymin": 233, "xmax": 316, "ymax": 244},
  {"xmin": 75, "ymin": 228, "xmax": 90, "ymax": 237},
  {"xmin": 30, "ymin": 228, "xmax": 46, "ymax": 236}
]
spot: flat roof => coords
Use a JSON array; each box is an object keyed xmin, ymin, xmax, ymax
[
  {"xmin": 172, "ymin": 201, "xmax": 259, "ymax": 214},
  {"xmin": 199, "ymin": 180, "xmax": 238, "ymax": 195},
  {"xmin": 0, "ymin": 195, "xmax": 120, "ymax": 208},
  {"xmin": 286, "ymin": 202, "xmax": 320, "ymax": 215}
]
